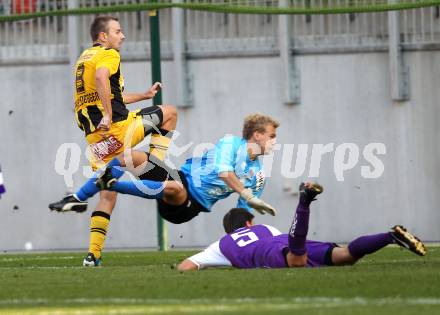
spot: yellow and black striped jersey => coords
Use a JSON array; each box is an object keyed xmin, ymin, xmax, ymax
[{"xmin": 74, "ymin": 44, "xmax": 128, "ymax": 135}]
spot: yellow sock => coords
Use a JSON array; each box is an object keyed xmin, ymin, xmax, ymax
[
  {"xmin": 149, "ymin": 129, "xmax": 172, "ymax": 161},
  {"xmin": 88, "ymin": 211, "xmax": 110, "ymax": 259}
]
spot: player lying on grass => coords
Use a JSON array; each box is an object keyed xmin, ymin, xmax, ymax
[{"xmin": 178, "ymin": 182, "xmax": 427, "ymax": 271}]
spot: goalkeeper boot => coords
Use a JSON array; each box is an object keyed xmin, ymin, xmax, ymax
[
  {"xmin": 83, "ymin": 252, "xmax": 102, "ymax": 267},
  {"xmin": 95, "ymin": 166, "xmax": 117, "ymax": 190},
  {"xmin": 391, "ymin": 225, "xmax": 427, "ymax": 256},
  {"xmin": 49, "ymin": 194, "xmax": 87, "ymax": 213},
  {"xmin": 299, "ymin": 182, "xmax": 323, "ymax": 202}
]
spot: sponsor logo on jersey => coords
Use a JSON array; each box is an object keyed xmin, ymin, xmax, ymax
[
  {"xmin": 89, "ymin": 136, "xmax": 123, "ymax": 161},
  {"xmin": 75, "ymin": 91, "xmax": 100, "ymax": 108},
  {"xmin": 79, "ymin": 50, "xmax": 98, "ymax": 61},
  {"xmin": 208, "ymin": 186, "xmax": 234, "ymax": 196},
  {"xmin": 255, "ymin": 170, "xmax": 265, "ymax": 191}
]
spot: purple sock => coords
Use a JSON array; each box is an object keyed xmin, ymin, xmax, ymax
[
  {"xmin": 348, "ymin": 233, "xmax": 394, "ymax": 259},
  {"xmin": 288, "ymin": 200, "xmax": 310, "ymax": 256}
]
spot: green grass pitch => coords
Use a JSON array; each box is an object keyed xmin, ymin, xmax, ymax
[{"xmin": 0, "ymin": 246, "xmax": 439, "ymax": 315}]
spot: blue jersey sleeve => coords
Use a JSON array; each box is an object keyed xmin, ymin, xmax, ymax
[{"xmin": 214, "ymin": 136, "xmax": 239, "ymax": 174}]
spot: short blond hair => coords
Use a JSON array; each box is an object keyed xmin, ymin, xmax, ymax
[{"xmin": 242, "ymin": 114, "xmax": 279, "ymax": 140}]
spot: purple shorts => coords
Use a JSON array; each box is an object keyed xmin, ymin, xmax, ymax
[
  {"xmin": 256, "ymin": 236, "xmax": 337, "ymax": 268},
  {"xmin": 304, "ymin": 240, "xmax": 338, "ymax": 267}
]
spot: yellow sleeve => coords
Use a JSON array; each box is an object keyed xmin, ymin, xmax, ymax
[{"xmin": 95, "ymin": 49, "xmax": 120, "ymax": 75}]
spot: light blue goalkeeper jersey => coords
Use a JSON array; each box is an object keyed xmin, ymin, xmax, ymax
[{"xmin": 180, "ymin": 135, "xmax": 266, "ymax": 212}]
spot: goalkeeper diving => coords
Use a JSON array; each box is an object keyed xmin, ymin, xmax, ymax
[{"xmin": 50, "ymin": 114, "xmax": 279, "ymax": 223}]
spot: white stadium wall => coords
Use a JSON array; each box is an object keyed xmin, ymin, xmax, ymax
[{"xmin": 0, "ymin": 51, "xmax": 439, "ymax": 251}]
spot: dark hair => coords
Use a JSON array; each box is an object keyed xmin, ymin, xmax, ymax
[
  {"xmin": 90, "ymin": 16, "xmax": 119, "ymax": 41},
  {"xmin": 223, "ymin": 208, "xmax": 255, "ymax": 234}
]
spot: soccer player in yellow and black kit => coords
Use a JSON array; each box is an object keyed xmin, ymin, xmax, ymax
[{"xmin": 49, "ymin": 16, "xmax": 178, "ymax": 266}]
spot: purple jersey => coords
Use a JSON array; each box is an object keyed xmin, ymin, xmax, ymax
[
  {"xmin": 219, "ymin": 225, "xmax": 288, "ymax": 268},
  {"xmin": 219, "ymin": 225, "xmax": 335, "ymax": 268}
]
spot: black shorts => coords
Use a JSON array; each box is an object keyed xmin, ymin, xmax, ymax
[
  {"xmin": 323, "ymin": 243, "xmax": 339, "ymax": 266},
  {"xmin": 157, "ymin": 171, "xmax": 208, "ymax": 224},
  {"xmin": 137, "ymin": 105, "xmax": 164, "ymax": 136}
]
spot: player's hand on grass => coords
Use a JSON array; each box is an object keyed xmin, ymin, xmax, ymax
[
  {"xmin": 240, "ymin": 188, "xmax": 276, "ymax": 216},
  {"xmin": 98, "ymin": 114, "xmax": 112, "ymax": 131},
  {"xmin": 145, "ymin": 82, "xmax": 162, "ymax": 99}
]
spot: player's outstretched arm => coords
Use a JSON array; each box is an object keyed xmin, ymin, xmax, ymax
[
  {"xmin": 177, "ymin": 241, "xmax": 232, "ymax": 271},
  {"xmin": 218, "ymin": 171, "xmax": 245, "ymax": 193},
  {"xmin": 177, "ymin": 259, "xmax": 199, "ymax": 271},
  {"xmin": 123, "ymin": 82, "xmax": 162, "ymax": 104}
]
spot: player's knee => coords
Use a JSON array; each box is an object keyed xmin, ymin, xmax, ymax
[
  {"xmin": 163, "ymin": 181, "xmax": 184, "ymax": 196},
  {"xmin": 100, "ymin": 191, "xmax": 117, "ymax": 205},
  {"xmin": 160, "ymin": 104, "xmax": 178, "ymax": 125},
  {"xmin": 162, "ymin": 181, "xmax": 187, "ymax": 206},
  {"xmin": 290, "ymin": 260, "xmax": 306, "ymax": 268},
  {"xmin": 287, "ymin": 253, "xmax": 307, "ymax": 268},
  {"xmin": 332, "ymin": 247, "xmax": 358, "ymax": 266},
  {"xmin": 343, "ymin": 249, "xmax": 358, "ymax": 265},
  {"xmin": 115, "ymin": 150, "xmax": 131, "ymax": 167}
]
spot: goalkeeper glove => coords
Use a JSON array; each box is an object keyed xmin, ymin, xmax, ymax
[{"xmin": 239, "ymin": 189, "xmax": 276, "ymax": 216}]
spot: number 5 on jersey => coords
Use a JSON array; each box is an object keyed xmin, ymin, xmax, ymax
[{"xmin": 231, "ymin": 229, "xmax": 259, "ymax": 247}]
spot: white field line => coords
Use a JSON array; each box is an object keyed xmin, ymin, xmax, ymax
[
  {"xmin": 0, "ymin": 256, "xmax": 77, "ymax": 262},
  {"xmin": 1, "ymin": 297, "xmax": 440, "ymax": 315},
  {"xmin": 0, "ymin": 265, "xmax": 172, "ymax": 270},
  {"xmin": 0, "ymin": 303, "xmax": 336, "ymax": 315},
  {"xmin": 1, "ymin": 297, "xmax": 440, "ymax": 306},
  {"xmin": 0, "ymin": 267, "xmax": 86, "ymax": 270},
  {"xmin": 0, "ymin": 256, "xmax": 434, "ymax": 269}
]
